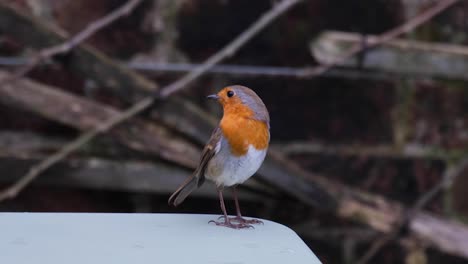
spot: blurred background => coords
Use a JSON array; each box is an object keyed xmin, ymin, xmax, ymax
[{"xmin": 0, "ymin": 0, "xmax": 468, "ymax": 263}]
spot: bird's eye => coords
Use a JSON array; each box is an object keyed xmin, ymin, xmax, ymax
[{"xmin": 227, "ymin": 90, "xmax": 234, "ymax": 98}]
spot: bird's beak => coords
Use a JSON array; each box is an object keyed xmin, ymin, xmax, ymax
[{"xmin": 207, "ymin": 94, "xmax": 220, "ymax": 100}]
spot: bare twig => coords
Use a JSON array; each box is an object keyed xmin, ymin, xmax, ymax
[
  {"xmin": 412, "ymin": 158, "xmax": 468, "ymax": 211},
  {"xmin": 353, "ymin": 2, "xmax": 463, "ymax": 261},
  {"xmin": 1, "ymin": 56, "xmax": 465, "ymax": 82},
  {"xmin": 0, "ymin": 0, "xmax": 143, "ymax": 83},
  {"xmin": 126, "ymin": 61, "xmax": 419, "ymax": 81},
  {"xmin": 275, "ymin": 142, "xmax": 464, "ymax": 160},
  {"xmin": 0, "ymin": 131, "xmax": 268, "ymax": 199},
  {"xmin": 311, "ymin": 31, "xmax": 468, "ymax": 81},
  {"xmin": 356, "ymin": 234, "xmax": 397, "ymax": 264},
  {"xmin": 298, "ymin": 0, "xmax": 461, "ymax": 77},
  {"xmin": 0, "ymin": 69, "xmax": 202, "ymax": 199},
  {"xmin": 356, "ymin": 157, "xmax": 468, "ymax": 264},
  {"xmin": 262, "ymin": 149, "xmax": 468, "ymax": 259},
  {"xmin": 158, "ymin": 0, "xmax": 302, "ymax": 97},
  {"xmin": 0, "ymin": 57, "xmax": 420, "ymax": 81},
  {"xmin": 0, "ymin": 0, "xmax": 303, "ymax": 201}
]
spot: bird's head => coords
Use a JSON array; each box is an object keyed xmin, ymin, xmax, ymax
[{"xmin": 207, "ymin": 85, "xmax": 269, "ymax": 124}]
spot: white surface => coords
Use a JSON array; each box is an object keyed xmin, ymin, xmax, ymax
[{"xmin": 0, "ymin": 213, "xmax": 321, "ymax": 264}]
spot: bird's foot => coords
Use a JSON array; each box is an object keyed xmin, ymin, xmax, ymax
[
  {"xmin": 231, "ymin": 216, "xmax": 264, "ymax": 225},
  {"xmin": 208, "ymin": 218, "xmax": 254, "ymax": 229},
  {"xmin": 216, "ymin": 215, "xmax": 263, "ymax": 225}
]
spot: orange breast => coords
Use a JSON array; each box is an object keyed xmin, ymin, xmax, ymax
[{"xmin": 220, "ymin": 112, "xmax": 269, "ymax": 156}]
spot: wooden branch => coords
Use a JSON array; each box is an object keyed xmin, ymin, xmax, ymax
[
  {"xmin": 0, "ymin": 131, "xmax": 271, "ymax": 199},
  {"xmin": 415, "ymin": 158, "xmax": 468, "ymax": 211},
  {"xmin": 0, "ymin": 157, "xmax": 263, "ymax": 201},
  {"xmin": 311, "ymin": 31, "xmax": 468, "ymax": 80},
  {"xmin": 273, "ymin": 142, "xmax": 466, "ymax": 161},
  {"xmin": 298, "ymin": 0, "xmax": 461, "ymax": 77},
  {"xmin": 0, "ymin": 156, "xmax": 188, "ymax": 195},
  {"xmin": 26, "ymin": 14, "xmax": 463, "ymax": 259},
  {"xmin": 0, "ymin": 0, "xmax": 303, "ymax": 201},
  {"xmin": 0, "ymin": 131, "xmax": 67, "ymax": 158},
  {"xmin": 2, "ymin": 80, "xmax": 467, "ymax": 260},
  {"xmin": 0, "ymin": 157, "xmax": 262, "ymax": 202},
  {"xmin": 0, "ymin": 130, "xmax": 152, "ymax": 160},
  {"xmin": 158, "ymin": 0, "xmax": 303, "ymax": 97},
  {"xmin": 155, "ymin": 97, "xmax": 218, "ymax": 143},
  {"xmin": 0, "ymin": 0, "xmax": 143, "ymax": 85},
  {"xmin": 4, "ymin": 131, "xmax": 465, "ymax": 258},
  {"xmin": 147, "ymin": 105, "xmax": 468, "ymax": 260},
  {"xmin": 357, "ymin": 157, "xmax": 468, "ymax": 263},
  {"xmin": 1, "ymin": 0, "xmax": 467, "ymax": 259},
  {"xmin": 0, "ymin": 70, "xmax": 199, "ymax": 169},
  {"xmin": 267, "ymin": 151, "xmax": 468, "ymax": 260},
  {"xmin": 0, "ymin": 58, "xmax": 418, "ymax": 81},
  {"xmin": 0, "ymin": 2, "xmax": 157, "ymax": 102},
  {"xmin": 410, "ymin": 213, "xmax": 468, "ymax": 258}
]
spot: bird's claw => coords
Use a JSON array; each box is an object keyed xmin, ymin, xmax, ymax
[
  {"xmin": 217, "ymin": 215, "xmax": 226, "ymax": 220},
  {"xmin": 230, "ymin": 216, "xmax": 264, "ymax": 225},
  {"xmin": 215, "ymin": 215, "xmax": 263, "ymax": 225},
  {"xmin": 208, "ymin": 219, "xmax": 254, "ymax": 229}
]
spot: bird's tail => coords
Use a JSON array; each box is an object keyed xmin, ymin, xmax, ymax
[{"xmin": 168, "ymin": 175, "xmax": 204, "ymax": 206}]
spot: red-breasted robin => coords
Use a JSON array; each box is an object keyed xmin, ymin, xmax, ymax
[{"xmin": 168, "ymin": 85, "xmax": 270, "ymax": 229}]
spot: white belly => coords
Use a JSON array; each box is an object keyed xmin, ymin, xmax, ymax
[{"xmin": 206, "ymin": 143, "xmax": 267, "ymax": 187}]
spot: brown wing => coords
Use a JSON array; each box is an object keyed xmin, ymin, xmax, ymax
[
  {"xmin": 195, "ymin": 126, "xmax": 222, "ymax": 185},
  {"xmin": 168, "ymin": 127, "xmax": 222, "ymax": 206}
]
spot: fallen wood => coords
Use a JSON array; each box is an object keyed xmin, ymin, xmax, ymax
[
  {"xmin": 154, "ymin": 97, "xmax": 217, "ymax": 143},
  {"xmin": 0, "ymin": 2, "xmax": 220, "ymax": 144},
  {"xmin": 147, "ymin": 96, "xmax": 468, "ymax": 260},
  {"xmin": 311, "ymin": 31, "xmax": 468, "ymax": 80},
  {"xmin": 273, "ymin": 142, "xmax": 465, "ymax": 161},
  {"xmin": 0, "ymin": 70, "xmax": 199, "ymax": 169},
  {"xmin": 273, "ymin": 151, "xmax": 468, "ymax": 260},
  {"xmin": 154, "ymin": 106, "xmax": 468, "ymax": 259},
  {"xmin": 411, "ymin": 212, "xmax": 468, "ymax": 258},
  {"xmin": 0, "ymin": 131, "xmax": 263, "ymax": 201},
  {"xmin": 2, "ymin": 4, "xmax": 467, "ymax": 259},
  {"xmin": 0, "ymin": 57, "xmax": 418, "ymax": 81},
  {"xmin": 0, "ymin": 3, "xmax": 157, "ymax": 101},
  {"xmin": 0, "ymin": 157, "xmax": 262, "ymax": 201},
  {"xmin": 0, "ymin": 0, "xmax": 340, "ymax": 206},
  {"xmin": 0, "ymin": 131, "xmax": 66, "ymax": 158},
  {"xmin": 0, "ymin": 131, "xmax": 143, "ymax": 160},
  {"xmin": 0, "ymin": 131, "xmax": 270, "ymax": 197},
  {"xmin": 0, "ymin": 157, "xmax": 190, "ymax": 195},
  {"xmin": 154, "ymin": 99, "xmax": 468, "ymax": 259}
]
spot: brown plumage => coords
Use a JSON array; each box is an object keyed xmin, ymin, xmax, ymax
[{"xmin": 168, "ymin": 127, "xmax": 220, "ymax": 206}]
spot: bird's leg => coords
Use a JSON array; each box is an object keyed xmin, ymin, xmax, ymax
[
  {"xmin": 209, "ymin": 188, "xmax": 253, "ymax": 229},
  {"xmin": 229, "ymin": 186, "xmax": 263, "ymax": 225}
]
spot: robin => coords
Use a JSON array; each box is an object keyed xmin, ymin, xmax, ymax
[{"xmin": 168, "ymin": 85, "xmax": 270, "ymax": 229}]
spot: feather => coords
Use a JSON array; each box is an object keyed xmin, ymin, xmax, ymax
[{"xmin": 168, "ymin": 127, "xmax": 221, "ymax": 206}]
